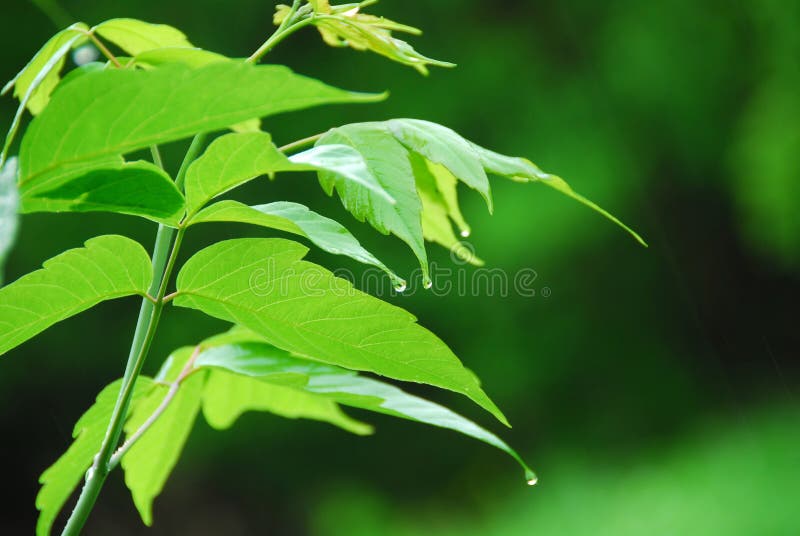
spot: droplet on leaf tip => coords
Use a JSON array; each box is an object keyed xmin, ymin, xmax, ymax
[
  {"xmin": 393, "ymin": 280, "xmax": 407, "ymax": 293},
  {"xmin": 460, "ymin": 229, "xmax": 471, "ymax": 238},
  {"xmin": 423, "ymin": 279, "xmax": 433, "ymax": 290}
]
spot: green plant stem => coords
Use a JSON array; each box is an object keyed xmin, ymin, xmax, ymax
[
  {"xmin": 246, "ymin": 0, "xmax": 310, "ymax": 64},
  {"xmin": 59, "ymin": 136, "xmax": 203, "ymax": 536},
  {"xmin": 60, "ymin": 8, "xmax": 314, "ymax": 530},
  {"xmin": 278, "ymin": 132, "xmax": 324, "ymax": 153}
]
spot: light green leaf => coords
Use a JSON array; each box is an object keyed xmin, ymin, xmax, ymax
[
  {"xmin": 36, "ymin": 378, "xmax": 155, "ymax": 536},
  {"xmin": 20, "ymin": 160, "xmax": 186, "ymax": 226},
  {"xmin": 174, "ymin": 238, "xmax": 507, "ymax": 425},
  {"xmin": 386, "ymin": 119, "xmax": 492, "ymax": 211},
  {"xmin": 202, "ymin": 369, "xmax": 372, "ymax": 435},
  {"xmin": 191, "ymin": 200, "xmax": 403, "ymax": 285},
  {"xmin": 132, "ymin": 47, "xmax": 229, "ymax": 69},
  {"xmin": 317, "ymin": 123, "xmax": 430, "ymax": 283},
  {"xmin": 19, "ymin": 62, "xmax": 385, "ymax": 189},
  {"xmin": 289, "ymin": 143, "xmax": 395, "ymax": 203},
  {"xmin": 308, "ymin": 6, "xmax": 454, "ymax": 75},
  {"xmin": 1, "ymin": 25, "xmax": 88, "ymax": 166},
  {"xmin": 93, "ymin": 18, "xmax": 193, "ymax": 56},
  {"xmin": 196, "ymin": 341, "xmax": 533, "ymax": 481},
  {"xmin": 411, "ymin": 154, "xmax": 482, "ymax": 266},
  {"xmin": 0, "ymin": 157, "xmax": 20, "ymax": 285},
  {"xmin": 121, "ymin": 349, "xmax": 204, "ymax": 526},
  {"xmin": 0, "ymin": 235, "xmax": 152, "ymax": 356},
  {"xmin": 2, "ymin": 23, "xmax": 89, "ymax": 115},
  {"xmin": 470, "ymin": 142, "xmax": 648, "ymax": 246},
  {"xmin": 184, "ymin": 132, "xmax": 392, "ymax": 217}
]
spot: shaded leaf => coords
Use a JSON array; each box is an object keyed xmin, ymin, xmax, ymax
[
  {"xmin": 174, "ymin": 238, "xmax": 507, "ymax": 425},
  {"xmin": 132, "ymin": 47, "xmax": 228, "ymax": 69},
  {"xmin": 202, "ymin": 370, "xmax": 372, "ymax": 434},
  {"xmin": 0, "ymin": 157, "xmax": 20, "ymax": 285},
  {"xmin": 0, "ymin": 235, "xmax": 152, "ymax": 356},
  {"xmin": 18, "ymin": 62, "xmax": 385, "ymax": 189},
  {"xmin": 36, "ymin": 378, "xmax": 154, "ymax": 536},
  {"xmin": 93, "ymin": 18, "xmax": 193, "ymax": 56},
  {"xmin": 317, "ymin": 123, "xmax": 430, "ymax": 283},
  {"xmin": 121, "ymin": 349, "xmax": 203, "ymax": 526},
  {"xmin": 191, "ymin": 200, "xmax": 402, "ymax": 285},
  {"xmin": 20, "ymin": 160, "xmax": 185, "ymax": 226},
  {"xmin": 197, "ymin": 341, "xmax": 534, "ymax": 481}
]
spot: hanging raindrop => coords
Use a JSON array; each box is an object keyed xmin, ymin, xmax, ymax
[
  {"xmin": 423, "ymin": 279, "xmax": 433, "ymax": 290},
  {"xmin": 460, "ymin": 229, "xmax": 471, "ymax": 238},
  {"xmin": 393, "ymin": 280, "xmax": 407, "ymax": 293}
]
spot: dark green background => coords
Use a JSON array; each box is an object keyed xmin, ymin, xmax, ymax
[{"xmin": 1, "ymin": 0, "xmax": 798, "ymax": 534}]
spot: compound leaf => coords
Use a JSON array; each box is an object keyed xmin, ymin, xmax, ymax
[
  {"xmin": 191, "ymin": 200, "xmax": 402, "ymax": 285},
  {"xmin": 316, "ymin": 123, "xmax": 430, "ymax": 283},
  {"xmin": 18, "ymin": 62, "xmax": 385, "ymax": 190},
  {"xmin": 0, "ymin": 235, "xmax": 152, "ymax": 356},
  {"xmin": 20, "ymin": 160, "xmax": 185, "ymax": 226},
  {"xmin": 174, "ymin": 238, "xmax": 507, "ymax": 425},
  {"xmin": 36, "ymin": 378, "xmax": 154, "ymax": 536}
]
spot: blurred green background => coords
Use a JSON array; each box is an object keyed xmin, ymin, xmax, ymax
[{"xmin": 1, "ymin": 0, "xmax": 798, "ymax": 534}]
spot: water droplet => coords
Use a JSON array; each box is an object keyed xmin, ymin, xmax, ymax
[
  {"xmin": 393, "ymin": 280, "xmax": 407, "ymax": 293},
  {"xmin": 72, "ymin": 44, "xmax": 99, "ymax": 66},
  {"xmin": 460, "ymin": 229, "xmax": 471, "ymax": 238},
  {"xmin": 423, "ymin": 279, "xmax": 433, "ymax": 290},
  {"xmin": 85, "ymin": 466, "xmax": 95, "ymax": 482},
  {"xmin": 527, "ymin": 476, "xmax": 538, "ymax": 486}
]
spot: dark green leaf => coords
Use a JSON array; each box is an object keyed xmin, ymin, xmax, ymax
[{"xmin": 20, "ymin": 160, "xmax": 186, "ymax": 226}]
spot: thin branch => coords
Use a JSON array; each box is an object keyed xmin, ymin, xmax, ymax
[
  {"xmin": 278, "ymin": 132, "xmax": 325, "ymax": 154},
  {"xmin": 86, "ymin": 32, "xmax": 122, "ymax": 68},
  {"xmin": 108, "ymin": 346, "xmax": 201, "ymax": 469}
]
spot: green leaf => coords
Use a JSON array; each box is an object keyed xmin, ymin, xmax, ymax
[
  {"xmin": 93, "ymin": 18, "xmax": 193, "ymax": 56},
  {"xmin": 18, "ymin": 62, "xmax": 385, "ymax": 189},
  {"xmin": 202, "ymin": 369, "xmax": 372, "ymax": 435},
  {"xmin": 196, "ymin": 341, "xmax": 534, "ymax": 481},
  {"xmin": 307, "ymin": 6, "xmax": 455, "ymax": 75},
  {"xmin": 174, "ymin": 238, "xmax": 508, "ymax": 425},
  {"xmin": 317, "ymin": 123, "xmax": 430, "ymax": 283},
  {"xmin": 0, "ymin": 157, "xmax": 20, "ymax": 285},
  {"xmin": 191, "ymin": 200, "xmax": 403, "ymax": 285},
  {"xmin": 469, "ymin": 142, "xmax": 648, "ymax": 246},
  {"xmin": 0, "ymin": 235, "xmax": 152, "ymax": 356},
  {"xmin": 121, "ymin": 348, "xmax": 204, "ymax": 526},
  {"xmin": 2, "ymin": 23, "xmax": 89, "ymax": 115},
  {"xmin": 20, "ymin": 160, "xmax": 186, "ymax": 226},
  {"xmin": 386, "ymin": 119, "xmax": 492, "ymax": 211},
  {"xmin": 132, "ymin": 47, "xmax": 229, "ymax": 69},
  {"xmin": 36, "ymin": 377, "xmax": 155, "ymax": 536},
  {"xmin": 184, "ymin": 132, "xmax": 392, "ymax": 217},
  {"xmin": 411, "ymin": 154, "xmax": 483, "ymax": 266},
  {"xmin": 1, "ymin": 25, "xmax": 88, "ymax": 166}
]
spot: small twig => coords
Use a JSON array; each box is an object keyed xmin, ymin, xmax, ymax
[
  {"xmin": 108, "ymin": 346, "xmax": 201, "ymax": 469},
  {"xmin": 278, "ymin": 132, "xmax": 325, "ymax": 154},
  {"xmin": 86, "ymin": 32, "xmax": 122, "ymax": 68},
  {"xmin": 161, "ymin": 291, "xmax": 179, "ymax": 303}
]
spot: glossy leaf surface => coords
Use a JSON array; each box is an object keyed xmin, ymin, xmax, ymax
[{"xmin": 174, "ymin": 238, "xmax": 507, "ymax": 425}]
